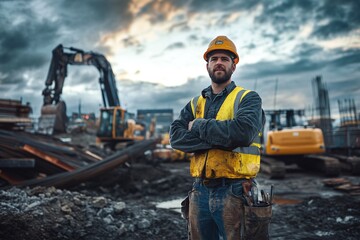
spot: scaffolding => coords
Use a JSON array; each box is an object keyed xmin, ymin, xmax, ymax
[
  {"xmin": 311, "ymin": 75, "xmax": 333, "ymax": 147},
  {"xmin": 309, "ymin": 75, "xmax": 360, "ymax": 155}
]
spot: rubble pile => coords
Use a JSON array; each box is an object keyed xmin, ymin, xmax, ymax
[
  {"xmin": 0, "ymin": 186, "xmax": 186, "ymax": 240},
  {"xmin": 1, "ymin": 161, "xmax": 360, "ymax": 239},
  {"xmin": 271, "ymin": 196, "xmax": 360, "ymax": 239}
]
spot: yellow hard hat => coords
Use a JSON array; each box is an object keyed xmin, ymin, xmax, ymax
[{"xmin": 203, "ymin": 36, "xmax": 239, "ymax": 64}]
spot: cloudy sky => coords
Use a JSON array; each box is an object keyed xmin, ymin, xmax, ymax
[{"xmin": 0, "ymin": 0, "xmax": 359, "ymax": 123}]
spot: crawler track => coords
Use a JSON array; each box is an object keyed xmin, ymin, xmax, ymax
[
  {"xmin": 261, "ymin": 154, "xmax": 342, "ymax": 179},
  {"xmin": 260, "ymin": 156, "xmax": 286, "ymax": 179}
]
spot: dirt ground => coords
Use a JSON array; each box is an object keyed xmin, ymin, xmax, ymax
[
  {"xmin": 1, "ymin": 159, "xmax": 359, "ymax": 240},
  {"xmin": 0, "ymin": 130, "xmax": 359, "ymax": 239}
]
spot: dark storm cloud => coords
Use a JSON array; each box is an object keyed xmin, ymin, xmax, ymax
[
  {"xmin": 238, "ymin": 40, "xmax": 360, "ymax": 81},
  {"xmin": 241, "ymin": 52, "xmax": 358, "ymax": 82},
  {"xmin": 0, "ymin": 0, "xmax": 135, "ymax": 107},
  {"xmin": 0, "ymin": 8, "xmax": 59, "ymax": 71},
  {"xmin": 152, "ymin": 42, "xmax": 185, "ymax": 58},
  {"xmin": 328, "ymin": 78, "xmax": 360, "ymax": 97},
  {"xmin": 164, "ymin": 42, "xmax": 185, "ymax": 51},
  {"xmin": 122, "ymin": 36, "xmax": 145, "ymax": 54},
  {"xmin": 330, "ymin": 49, "xmax": 360, "ymax": 67},
  {"xmin": 254, "ymin": 0, "xmax": 359, "ymax": 40},
  {"xmin": 58, "ymin": 0, "xmax": 133, "ymax": 33},
  {"xmin": 135, "ymin": 0, "xmax": 187, "ymax": 24},
  {"xmin": 188, "ymin": 35, "xmax": 198, "ymax": 41},
  {"xmin": 66, "ymin": 67, "xmax": 99, "ymax": 86},
  {"xmin": 169, "ymin": 21, "xmax": 189, "ymax": 32},
  {"xmin": 260, "ymin": 32, "xmax": 281, "ymax": 43},
  {"xmin": 117, "ymin": 77, "xmax": 209, "ymax": 115},
  {"xmin": 255, "ymin": 0, "xmax": 315, "ymax": 34},
  {"xmin": 0, "ymin": 5, "xmax": 58, "ymax": 86},
  {"xmin": 189, "ymin": 0, "xmax": 260, "ymax": 13},
  {"xmin": 292, "ymin": 43, "xmax": 323, "ymax": 58},
  {"xmin": 313, "ymin": 0, "xmax": 360, "ymax": 39},
  {"xmin": 313, "ymin": 20, "xmax": 352, "ymax": 39},
  {"xmin": 238, "ymin": 59, "xmax": 321, "ymax": 80}
]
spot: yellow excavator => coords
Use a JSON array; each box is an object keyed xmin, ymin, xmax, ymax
[
  {"xmin": 264, "ymin": 109, "xmax": 326, "ymax": 155},
  {"xmin": 261, "ymin": 109, "xmax": 340, "ymax": 178},
  {"xmin": 151, "ymin": 133, "xmax": 193, "ymax": 162},
  {"xmin": 39, "ymin": 44, "xmax": 146, "ymax": 149}
]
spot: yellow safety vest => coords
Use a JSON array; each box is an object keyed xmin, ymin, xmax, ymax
[{"xmin": 190, "ymin": 86, "xmax": 261, "ymax": 179}]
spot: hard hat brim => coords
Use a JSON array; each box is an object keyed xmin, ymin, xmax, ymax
[{"xmin": 203, "ymin": 50, "xmax": 239, "ymax": 64}]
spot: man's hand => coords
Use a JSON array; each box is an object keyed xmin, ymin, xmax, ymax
[{"xmin": 188, "ymin": 120, "xmax": 194, "ymax": 131}]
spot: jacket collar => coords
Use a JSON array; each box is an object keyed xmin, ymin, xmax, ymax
[{"xmin": 201, "ymin": 81, "xmax": 236, "ymax": 98}]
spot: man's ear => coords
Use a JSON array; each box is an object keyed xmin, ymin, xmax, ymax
[{"xmin": 232, "ymin": 63, "xmax": 236, "ymax": 72}]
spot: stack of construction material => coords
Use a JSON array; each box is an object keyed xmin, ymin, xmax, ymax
[
  {"xmin": 0, "ymin": 98, "xmax": 33, "ymax": 130},
  {"xmin": 0, "ymin": 129, "xmax": 102, "ymax": 185},
  {"xmin": 0, "ymin": 129, "xmax": 158, "ymax": 188}
]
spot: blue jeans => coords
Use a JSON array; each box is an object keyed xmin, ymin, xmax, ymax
[{"xmin": 188, "ymin": 178, "xmax": 254, "ymax": 240}]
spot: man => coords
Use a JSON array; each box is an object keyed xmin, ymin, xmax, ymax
[{"xmin": 170, "ymin": 36, "xmax": 267, "ymax": 240}]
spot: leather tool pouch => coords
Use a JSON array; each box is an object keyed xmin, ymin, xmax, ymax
[
  {"xmin": 181, "ymin": 196, "xmax": 190, "ymax": 220},
  {"xmin": 243, "ymin": 203, "xmax": 272, "ymax": 240}
]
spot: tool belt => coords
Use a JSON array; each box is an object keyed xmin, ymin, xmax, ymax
[
  {"xmin": 195, "ymin": 177, "xmax": 244, "ymax": 188},
  {"xmin": 242, "ymin": 181, "xmax": 273, "ymax": 240},
  {"xmin": 181, "ymin": 196, "xmax": 189, "ymax": 220}
]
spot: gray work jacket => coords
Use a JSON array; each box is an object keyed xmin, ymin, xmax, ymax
[{"xmin": 169, "ymin": 81, "xmax": 265, "ymax": 153}]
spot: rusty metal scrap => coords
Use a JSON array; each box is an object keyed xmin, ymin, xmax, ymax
[
  {"xmin": 22, "ymin": 144, "xmax": 75, "ymax": 171},
  {"xmin": 0, "ymin": 128, "xmax": 158, "ymax": 188},
  {"xmin": 0, "ymin": 129, "xmax": 103, "ymax": 185},
  {"xmin": 14, "ymin": 138, "xmax": 158, "ymax": 188}
]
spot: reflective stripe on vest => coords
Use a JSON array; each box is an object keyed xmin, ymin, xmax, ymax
[{"xmin": 190, "ymin": 86, "xmax": 261, "ymax": 179}]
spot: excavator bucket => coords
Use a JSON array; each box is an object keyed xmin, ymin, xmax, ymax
[{"xmin": 38, "ymin": 100, "xmax": 67, "ymax": 135}]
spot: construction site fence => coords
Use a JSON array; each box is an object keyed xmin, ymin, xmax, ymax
[{"xmin": 322, "ymin": 126, "xmax": 360, "ymax": 155}]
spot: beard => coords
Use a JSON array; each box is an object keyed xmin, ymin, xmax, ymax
[{"xmin": 208, "ymin": 65, "xmax": 233, "ymax": 84}]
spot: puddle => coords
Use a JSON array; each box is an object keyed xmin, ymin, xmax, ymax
[
  {"xmin": 273, "ymin": 197, "xmax": 303, "ymax": 205},
  {"xmin": 156, "ymin": 198, "xmax": 183, "ymax": 213}
]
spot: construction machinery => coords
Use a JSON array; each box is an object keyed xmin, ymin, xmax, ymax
[
  {"xmin": 150, "ymin": 133, "xmax": 193, "ymax": 162},
  {"xmin": 39, "ymin": 44, "xmax": 145, "ymax": 148},
  {"xmin": 261, "ymin": 109, "xmax": 341, "ymax": 178}
]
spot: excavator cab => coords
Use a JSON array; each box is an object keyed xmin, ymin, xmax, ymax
[
  {"xmin": 96, "ymin": 106, "xmax": 146, "ymax": 149},
  {"xmin": 97, "ymin": 106, "xmax": 129, "ymax": 138}
]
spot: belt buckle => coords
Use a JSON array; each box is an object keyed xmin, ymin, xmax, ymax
[
  {"xmin": 203, "ymin": 178, "xmax": 221, "ymax": 187},
  {"xmin": 202, "ymin": 179, "xmax": 211, "ymax": 186}
]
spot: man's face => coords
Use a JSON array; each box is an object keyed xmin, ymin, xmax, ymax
[{"xmin": 207, "ymin": 51, "xmax": 236, "ymax": 84}]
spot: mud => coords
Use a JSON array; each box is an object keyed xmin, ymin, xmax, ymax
[{"xmin": 1, "ymin": 159, "xmax": 360, "ymax": 239}]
